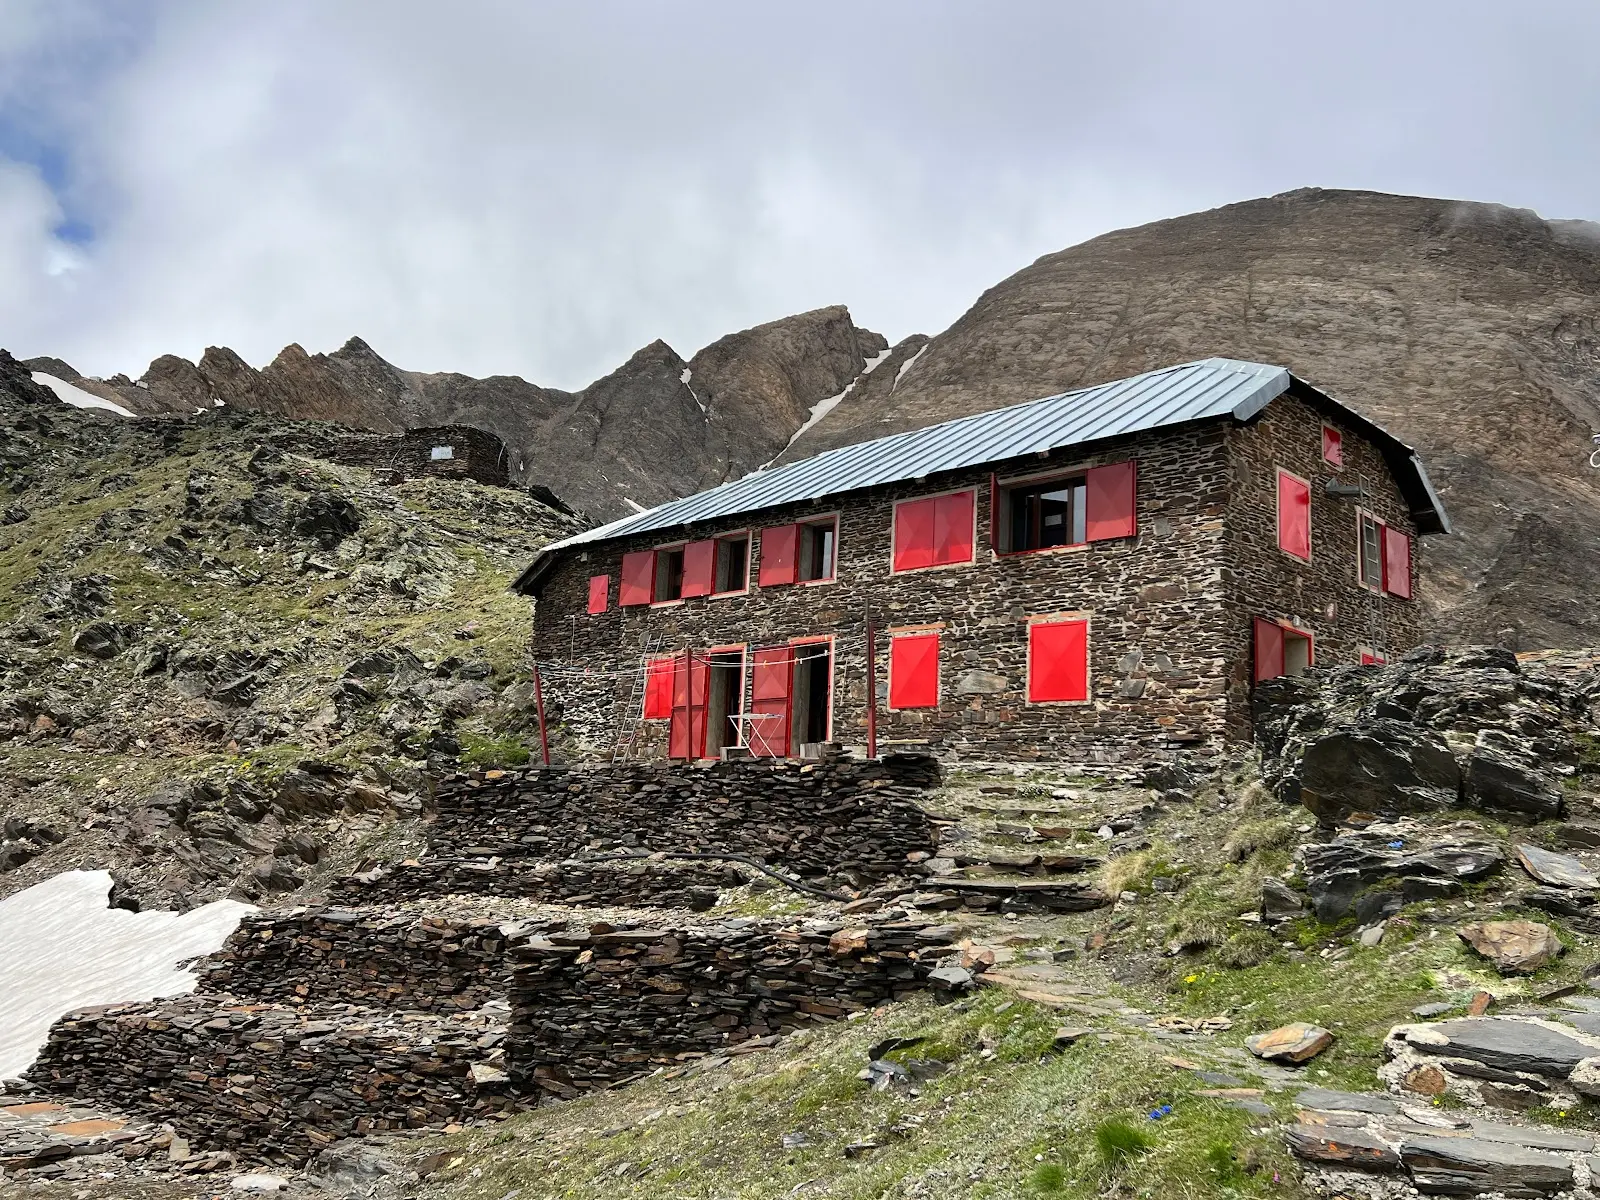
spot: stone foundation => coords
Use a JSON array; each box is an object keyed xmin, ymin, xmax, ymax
[{"xmin": 325, "ymin": 856, "xmax": 746, "ymax": 910}]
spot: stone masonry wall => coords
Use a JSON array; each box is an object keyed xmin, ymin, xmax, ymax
[
  {"xmin": 508, "ymin": 918, "xmax": 973, "ymax": 1098},
  {"xmin": 1223, "ymin": 391, "xmax": 1426, "ymax": 738},
  {"xmin": 418, "ymin": 757, "xmax": 939, "ymax": 883},
  {"xmin": 534, "ymin": 424, "xmax": 1236, "ymax": 765},
  {"xmin": 198, "ymin": 908, "xmax": 515, "ymax": 1010},
  {"xmin": 327, "ymin": 856, "xmax": 745, "ymax": 911}
]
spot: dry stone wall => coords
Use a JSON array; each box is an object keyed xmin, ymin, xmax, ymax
[
  {"xmin": 509, "ymin": 917, "xmax": 975, "ymax": 1098},
  {"xmin": 327, "ymin": 855, "xmax": 743, "ymax": 910}
]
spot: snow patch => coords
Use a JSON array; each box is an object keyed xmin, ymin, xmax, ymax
[
  {"xmin": 623, "ymin": 497, "xmax": 648, "ymax": 514},
  {"xmin": 892, "ymin": 346, "xmax": 928, "ymax": 391},
  {"xmin": 861, "ymin": 347, "xmax": 893, "ymax": 375},
  {"xmin": 31, "ymin": 373, "xmax": 138, "ymax": 419},
  {"xmin": 0, "ymin": 870, "xmax": 252, "ymax": 1078},
  {"xmin": 680, "ymin": 367, "xmax": 707, "ymax": 415}
]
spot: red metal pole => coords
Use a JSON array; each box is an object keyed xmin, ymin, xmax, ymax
[
  {"xmin": 865, "ymin": 610, "xmax": 878, "ymax": 760},
  {"xmin": 532, "ymin": 662, "xmax": 551, "ymax": 766}
]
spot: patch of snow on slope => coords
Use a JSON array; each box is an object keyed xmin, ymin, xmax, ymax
[
  {"xmin": 30, "ymin": 373, "xmax": 138, "ymax": 419},
  {"xmin": 892, "ymin": 345, "xmax": 927, "ymax": 392},
  {"xmin": 623, "ymin": 497, "xmax": 648, "ymax": 513},
  {"xmin": 0, "ymin": 870, "xmax": 252, "ymax": 1078},
  {"xmin": 680, "ymin": 367, "xmax": 707, "ymax": 415},
  {"xmin": 762, "ymin": 347, "xmax": 898, "ymax": 469}
]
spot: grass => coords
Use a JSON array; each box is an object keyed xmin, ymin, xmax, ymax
[{"xmin": 1094, "ymin": 1118, "xmax": 1153, "ymax": 1168}]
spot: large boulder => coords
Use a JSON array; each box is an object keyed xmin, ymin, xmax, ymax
[
  {"xmin": 1297, "ymin": 720, "xmax": 1461, "ymax": 825},
  {"xmin": 1458, "ymin": 920, "xmax": 1564, "ymax": 974},
  {"xmin": 1463, "ymin": 729, "xmax": 1564, "ymax": 821},
  {"xmin": 1299, "ymin": 823, "xmax": 1503, "ymax": 923}
]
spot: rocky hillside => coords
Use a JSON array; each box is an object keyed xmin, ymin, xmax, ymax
[
  {"xmin": 784, "ymin": 189, "xmax": 1600, "ymax": 650},
  {"xmin": 24, "ymin": 307, "xmax": 889, "ymax": 523},
  {"xmin": 0, "ymin": 358, "xmax": 582, "ymax": 910}
]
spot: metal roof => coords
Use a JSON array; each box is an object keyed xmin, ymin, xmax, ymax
[{"xmin": 516, "ymin": 357, "xmax": 1448, "ymax": 591}]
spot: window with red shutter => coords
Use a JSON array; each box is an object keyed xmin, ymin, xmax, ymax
[
  {"xmin": 1253, "ymin": 617, "xmax": 1285, "ymax": 682},
  {"xmin": 642, "ymin": 657, "xmax": 674, "ymax": 718},
  {"xmin": 1382, "ymin": 527, "xmax": 1412, "ymax": 599},
  {"xmin": 1322, "ymin": 425, "xmax": 1344, "ymax": 467},
  {"xmin": 587, "ymin": 574, "xmax": 609, "ymax": 614},
  {"xmin": 893, "ymin": 491, "xmax": 974, "ymax": 571},
  {"xmin": 619, "ymin": 551, "xmax": 655, "ymax": 606},
  {"xmin": 680, "ymin": 539, "xmax": 716, "ymax": 598},
  {"xmin": 748, "ymin": 648, "xmax": 792, "ymax": 757},
  {"xmin": 1277, "ymin": 470, "xmax": 1311, "ymax": 561},
  {"xmin": 1084, "ymin": 460, "xmax": 1137, "ymax": 541},
  {"xmin": 758, "ymin": 525, "xmax": 799, "ymax": 586},
  {"xmin": 1360, "ymin": 648, "xmax": 1387, "ymax": 666},
  {"xmin": 1027, "ymin": 618, "xmax": 1089, "ymax": 703},
  {"xmin": 888, "ymin": 632, "xmax": 940, "ymax": 709}
]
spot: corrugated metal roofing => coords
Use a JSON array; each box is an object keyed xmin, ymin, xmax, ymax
[{"xmin": 519, "ymin": 356, "xmax": 1447, "ymax": 588}]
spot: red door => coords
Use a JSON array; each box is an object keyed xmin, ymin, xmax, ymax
[
  {"xmin": 748, "ymin": 648, "xmax": 793, "ymax": 758},
  {"xmin": 668, "ymin": 654, "xmax": 709, "ymax": 760}
]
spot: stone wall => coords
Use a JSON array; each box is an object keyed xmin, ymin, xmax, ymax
[
  {"xmin": 25, "ymin": 998, "xmax": 512, "ymax": 1164},
  {"xmin": 419, "ymin": 757, "xmax": 939, "ymax": 883},
  {"xmin": 327, "ymin": 424, "xmax": 511, "ymax": 488},
  {"xmin": 534, "ymin": 424, "xmax": 1237, "ymax": 766},
  {"xmin": 198, "ymin": 908, "xmax": 516, "ymax": 1010},
  {"xmin": 327, "ymin": 855, "xmax": 744, "ymax": 911},
  {"xmin": 1224, "ymin": 391, "xmax": 1426, "ymax": 737},
  {"xmin": 508, "ymin": 918, "xmax": 974, "ymax": 1098}
]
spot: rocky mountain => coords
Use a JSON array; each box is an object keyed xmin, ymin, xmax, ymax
[
  {"xmin": 783, "ymin": 189, "xmax": 1600, "ymax": 650},
  {"xmin": 24, "ymin": 307, "xmax": 888, "ymax": 523}
]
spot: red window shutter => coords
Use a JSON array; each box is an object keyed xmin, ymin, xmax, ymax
[
  {"xmin": 1322, "ymin": 425, "xmax": 1343, "ymax": 467},
  {"xmin": 747, "ymin": 648, "xmax": 792, "ymax": 757},
  {"xmin": 889, "ymin": 632, "xmax": 940, "ymax": 709},
  {"xmin": 587, "ymin": 574, "xmax": 609, "ymax": 614},
  {"xmin": 1277, "ymin": 471, "xmax": 1311, "ymax": 561},
  {"xmin": 619, "ymin": 551, "xmax": 655, "ymax": 606},
  {"xmin": 668, "ymin": 655, "xmax": 710, "ymax": 760},
  {"xmin": 1085, "ymin": 461, "xmax": 1137, "ymax": 542},
  {"xmin": 1027, "ymin": 619, "xmax": 1088, "ymax": 703},
  {"xmin": 932, "ymin": 491, "xmax": 975, "ymax": 565},
  {"xmin": 1253, "ymin": 618, "xmax": 1286, "ymax": 683},
  {"xmin": 681, "ymin": 539, "xmax": 716, "ymax": 598},
  {"xmin": 758, "ymin": 525, "xmax": 799, "ymax": 586},
  {"xmin": 643, "ymin": 658, "xmax": 674, "ymax": 719},
  {"xmin": 988, "ymin": 473, "xmax": 999, "ymax": 552},
  {"xmin": 893, "ymin": 497, "xmax": 937, "ymax": 571},
  {"xmin": 1382, "ymin": 527, "xmax": 1412, "ymax": 598},
  {"xmin": 1360, "ymin": 650, "xmax": 1386, "ymax": 666}
]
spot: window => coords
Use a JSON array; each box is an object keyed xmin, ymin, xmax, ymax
[
  {"xmin": 1322, "ymin": 425, "xmax": 1343, "ymax": 467},
  {"xmin": 994, "ymin": 460, "xmax": 1136, "ymax": 553},
  {"xmin": 681, "ymin": 539, "xmax": 717, "ymax": 598},
  {"xmin": 587, "ymin": 574, "xmax": 609, "ymax": 614},
  {"xmin": 758, "ymin": 524, "xmax": 799, "ymax": 587},
  {"xmin": 888, "ymin": 632, "xmax": 940, "ymax": 709},
  {"xmin": 715, "ymin": 535, "xmax": 750, "ymax": 593},
  {"xmin": 1253, "ymin": 618, "xmax": 1313, "ymax": 682},
  {"xmin": 1276, "ymin": 470, "xmax": 1311, "ymax": 561},
  {"xmin": 1357, "ymin": 513, "xmax": 1384, "ymax": 589},
  {"xmin": 1027, "ymin": 617, "xmax": 1089, "ymax": 704},
  {"xmin": 619, "ymin": 551, "xmax": 655, "ymax": 606},
  {"xmin": 642, "ymin": 657, "xmax": 674, "ymax": 718},
  {"xmin": 892, "ymin": 489, "xmax": 975, "ymax": 572},
  {"xmin": 653, "ymin": 546, "xmax": 686, "ymax": 602},
  {"xmin": 798, "ymin": 517, "xmax": 837, "ymax": 582},
  {"xmin": 1360, "ymin": 648, "xmax": 1387, "ymax": 666}
]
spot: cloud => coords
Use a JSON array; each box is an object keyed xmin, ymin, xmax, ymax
[{"xmin": 1, "ymin": 0, "xmax": 1598, "ymax": 389}]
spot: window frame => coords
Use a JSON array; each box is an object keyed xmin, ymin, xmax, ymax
[
  {"xmin": 1355, "ymin": 508, "xmax": 1385, "ymax": 592},
  {"xmin": 1275, "ymin": 467, "xmax": 1313, "ymax": 563},
  {"xmin": 711, "ymin": 531, "xmax": 752, "ymax": 597},
  {"xmin": 1024, "ymin": 611, "xmax": 1093, "ymax": 707},
  {"xmin": 650, "ymin": 542, "xmax": 688, "ymax": 606},
  {"xmin": 789, "ymin": 634, "xmax": 836, "ymax": 746},
  {"xmin": 889, "ymin": 486, "xmax": 978, "ymax": 575},
  {"xmin": 993, "ymin": 469, "xmax": 1090, "ymax": 557},
  {"xmin": 796, "ymin": 513, "xmax": 841, "ymax": 585}
]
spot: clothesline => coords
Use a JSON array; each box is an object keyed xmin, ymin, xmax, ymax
[{"xmin": 531, "ymin": 644, "xmax": 833, "ymax": 681}]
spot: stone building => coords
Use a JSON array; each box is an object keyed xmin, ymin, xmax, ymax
[
  {"xmin": 333, "ymin": 425, "xmax": 515, "ymax": 488},
  {"xmin": 513, "ymin": 358, "xmax": 1449, "ymax": 766}
]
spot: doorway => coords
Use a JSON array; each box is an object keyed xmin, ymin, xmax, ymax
[
  {"xmin": 704, "ymin": 649, "xmax": 745, "ymax": 758},
  {"xmin": 790, "ymin": 640, "xmax": 833, "ymax": 752}
]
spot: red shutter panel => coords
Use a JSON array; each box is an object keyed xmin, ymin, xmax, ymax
[
  {"xmin": 1085, "ymin": 460, "xmax": 1137, "ymax": 541},
  {"xmin": 681, "ymin": 539, "xmax": 717, "ymax": 598},
  {"xmin": 893, "ymin": 497, "xmax": 936, "ymax": 571},
  {"xmin": 587, "ymin": 574, "xmax": 609, "ymax": 614},
  {"xmin": 1382, "ymin": 527, "xmax": 1412, "ymax": 599},
  {"xmin": 933, "ymin": 491, "xmax": 975, "ymax": 565},
  {"xmin": 1027, "ymin": 619, "xmax": 1088, "ymax": 703},
  {"xmin": 988, "ymin": 473, "xmax": 999, "ymax": 552},
  {"xmin": 1253, "ymin": 618, "xmax": 1286, "ymax": 683},
  {"xmin": 747, "ymin": 648, "xmax": 792, "ymax": 757},
  {"xmin": 1360, "ymin": 650, "xmax": 1386, "ymax": 666},
  {"xmin": 889, "ymin": 632, "xmax": 940, "ymax": 709},
  {"xmin": 1277, "ymin": 471, "xmax": 1311, "ymax": 561},
  {"xmin": 619, "ymin": 551, "xmax": 655, "ymax": 606},
  {"xmin": 642, "ymin": 658, "xmax": 674, "ymax": 719},
  {"xmin": 668, "ymin": 655, "xmax": 710, "ymax": 759},
  {"xmin": 758, "ymin": 525, "xmax": 799, "ymax": 586},
  {"xmin": 1322, "ymin": 425, "xmax": 1343, "ymax": 466}
]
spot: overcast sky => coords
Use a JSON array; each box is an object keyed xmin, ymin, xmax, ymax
[{"xmin": 2, "ymin": 1, "xmax": 1597, "ymax": 390}]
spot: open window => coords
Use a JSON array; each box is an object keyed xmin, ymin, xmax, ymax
[
  {"xmin": 1322, "ymin": 425, "xmax": 1343, "ymax": 467},
  {"xmin": 1253, "ymin": 618, "xmax": 1313, "ymax": 683},
  {"xmin": 653, "ymin": 546, "xmax": 686, "ymax": 602},
  {"xmin": 798, "ymin": 517, "xmax": 837, "ymax": 582},
  {"xmin": 994, "ymin": 461, "xmax": 1136, "ymax": 553},
  {"xmin": 1356, "ymin": 512, "xmax": 1413, "ymax": 599},
  {"xmin": 714, "ymin": 534, "xmax": 750, "ymax": 593}
]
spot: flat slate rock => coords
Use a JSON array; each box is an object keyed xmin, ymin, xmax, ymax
[
  {"xmin": 1295, "ymin": 1087, "xmax": 1398, "ymax": 1115},
  {"xmin": 1517, "ymin": 844, "xmax": 1600, "ymax": 889},
  {"xmin": 1284, "ymin": 1125, "xmax": 1401, "ymax": 1169},
  {"xmin": 1246, "ymin": 1022, "xmax": 1334, "ymax": 1063},
  {"xmin": 1412, "ymin": 1017, "xmax": 1599, "ymax": 1079},
  {"xmin": 1399, "ymin": 1135, "xmax": 1572, "ymax": 1196},
  {"xmin": 1461, "ymin": 1119, "xmax": 1596, "ymax": 1153}
]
